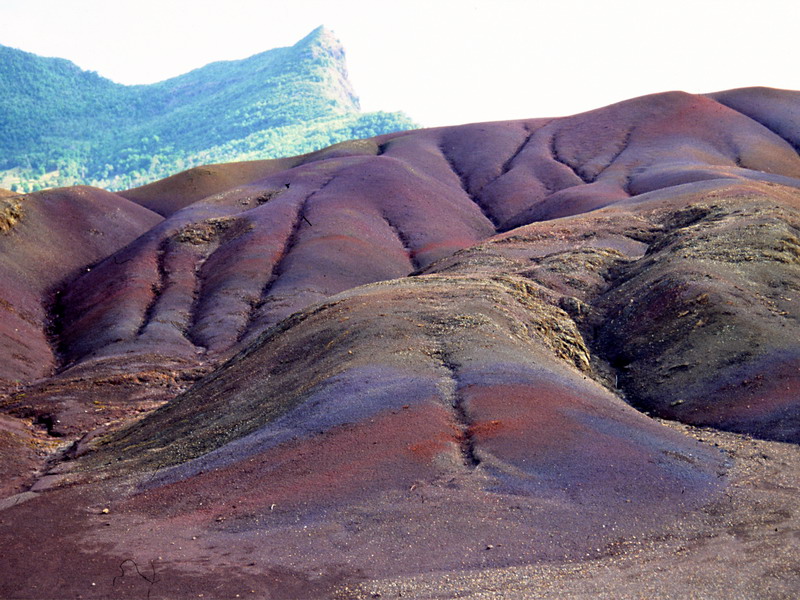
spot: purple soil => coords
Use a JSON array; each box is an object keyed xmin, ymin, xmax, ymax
[
  {"xmin": 118, "ymin": 158, "xmax": 300, "ymax": 217},
  {"xmin": 41, "ymin": 275, "xmax": 722, "ymax": 594},
  {"xmin": 1, "ymin": 87, "xmax": 799, "ymax": 598},
  {"xmin": 0, "ymin": 187, "xmax": 161, "ymax": 387}
]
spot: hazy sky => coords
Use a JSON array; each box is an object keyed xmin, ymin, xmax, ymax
[{"xmin": 1, "ymin": 0, "xmax": 797, "ymax": 127}]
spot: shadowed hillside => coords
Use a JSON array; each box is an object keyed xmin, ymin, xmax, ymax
[{"xmin": 0, "ymin": 87, "xmax": 798, "ymax": 599}]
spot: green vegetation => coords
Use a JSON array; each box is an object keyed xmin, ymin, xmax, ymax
[
  {"xmin": 0, "ymin": 26, "xmax": 416, "ymax": 192},
  {"xmin": 0, "ymin": 197, "xmax": 23, "ymax": 233}
]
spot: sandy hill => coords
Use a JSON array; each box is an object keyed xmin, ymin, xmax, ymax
[{"xmin": 0, "ymin": 87, "xmax": 799, "ymax": 599}]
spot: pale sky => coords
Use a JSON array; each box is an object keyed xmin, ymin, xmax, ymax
[{"xmin": 1, "ymin": 0, "xmax": 797, "ymax": 127}]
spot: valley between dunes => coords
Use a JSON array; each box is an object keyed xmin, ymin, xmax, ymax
[{"xmin": 1, "ymin": 87, "xmax": 799, "ymax": 598}]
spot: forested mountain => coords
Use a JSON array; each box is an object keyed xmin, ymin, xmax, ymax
[{"xmin": 0, "ymin": 26, "xmax": 416, "ymax": 191}]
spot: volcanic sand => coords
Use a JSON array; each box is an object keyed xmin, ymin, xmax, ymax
[{"xmin": 1, "ymin": 87, "xmax": 799, "ymax": 598}]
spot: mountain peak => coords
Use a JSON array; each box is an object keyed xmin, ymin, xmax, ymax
[
  {"xmin": 291, "ymin": 25, "xmax": 341, "ymax": 56},
  {"xmin": 297, "ymin": 25, "xmax": 333, "ymax": 42}
]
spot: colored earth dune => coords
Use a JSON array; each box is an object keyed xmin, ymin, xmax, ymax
[{"xmin": 1, "ymin": 87, "xmax": 799, "ymax": 598}]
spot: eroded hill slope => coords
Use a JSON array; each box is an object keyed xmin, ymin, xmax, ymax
[{"xmin": 0, "ymin": 87, "xmax": 798, "ymax": 598}]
